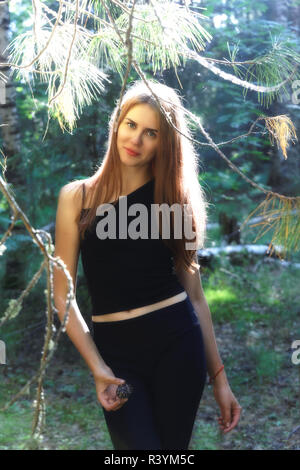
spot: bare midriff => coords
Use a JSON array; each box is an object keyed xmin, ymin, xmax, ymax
[{"xmin": 91, "ymin": 291, "xmax": 187, "ymax": 322}]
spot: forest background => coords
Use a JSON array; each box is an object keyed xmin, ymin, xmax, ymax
[{"xmin": 0, "ymin": 0, "xmax": 299, "ymax": 450}]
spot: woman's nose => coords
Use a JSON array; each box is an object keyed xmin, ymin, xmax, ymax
[{"xmin": 130, "ymin": 132, "xmax": 143, "ymax": 146}]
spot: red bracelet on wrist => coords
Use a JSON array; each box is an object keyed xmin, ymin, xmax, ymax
[{"xmin": 208, "ymin": 364, "xmax": 224, "ymax": 384}]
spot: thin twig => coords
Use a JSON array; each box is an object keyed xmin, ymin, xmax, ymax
[
  {"xmin": 32, "ymin": 257, "xmax": 54, "ymax": 437},
  {"xmin": 103, "ymin": 0, "xmax": 137, "ymax": 128},
  {"xmin": 49, "ymin": 0, "xmax": 80, "ymax": 105}
]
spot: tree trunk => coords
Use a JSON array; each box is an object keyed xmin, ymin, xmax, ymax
[
  {"xmin": 0, "ymin": 2, "xmax": 26, "ymax": 294},
  {"xmin": 0, "ymin": 1, "xmax": 21, "ymax": 168}
]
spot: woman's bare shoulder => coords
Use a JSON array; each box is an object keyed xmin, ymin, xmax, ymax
[{"xmin": 60, "ymin": 178, "xmax": 94, "ymax": 211}]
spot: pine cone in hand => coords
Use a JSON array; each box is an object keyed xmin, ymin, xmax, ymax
[{"xmin": 116, "ymin": 382, "xmax": 133, "ymax": 399}]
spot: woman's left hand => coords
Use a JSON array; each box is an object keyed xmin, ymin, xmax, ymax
[{"xmin": 213, "ymin": 381, "xmax": 242, "ymax": 434}]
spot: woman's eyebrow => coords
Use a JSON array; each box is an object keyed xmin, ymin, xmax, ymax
[{"xmin": 125, "ymin": 117, "xmax": 158, "ymax": 132}]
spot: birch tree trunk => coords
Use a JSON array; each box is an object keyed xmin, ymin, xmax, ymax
[
  {"xmin": 0, "ymin": 1, "xmax": 21, "ymax": 167},
  {"xmin": 0, "ymin": 1, "xmax": 26, "ymax": 292}
]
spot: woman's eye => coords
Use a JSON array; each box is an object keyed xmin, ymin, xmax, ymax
[
  {"xmin": 148, "ymin": 131, "xmax": 156, "ymax": 138},
  {"xmin": 127, "ymin": 122, "xmax": 135, "ymax": 128}
]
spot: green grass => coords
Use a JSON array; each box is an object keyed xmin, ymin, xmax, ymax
[
  {"xmin": 190, "ymin": 420, "xmax": 220, "ymax": 450},
  {"xmin": 0, "ymin": 404, "xmax": 32, "ymax": 449},
  {"xmin": 44, "ymin": 398, "xmax": 113, "ymax": 450},
  {"xmin": 0, "ymin": 392, "xmax": 33, "ymax": 450}
]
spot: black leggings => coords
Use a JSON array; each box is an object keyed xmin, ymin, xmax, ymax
[{"xmin": 92, "ymin": 295, "xmax": 207, "ymax": 450}]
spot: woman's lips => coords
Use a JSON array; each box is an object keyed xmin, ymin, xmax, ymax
[{"xmin": 124, "ymin": 147, "xmax": 140, "ymax": 156}]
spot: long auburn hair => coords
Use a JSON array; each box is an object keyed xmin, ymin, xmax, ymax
[{"xmin": 75, "ymin": 79, "xmax": 208, "ymax": 273}]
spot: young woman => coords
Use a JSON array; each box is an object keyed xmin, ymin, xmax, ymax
[{"xmin": 53, "ymin": 79, "xmax": 242, "ymax": 450}]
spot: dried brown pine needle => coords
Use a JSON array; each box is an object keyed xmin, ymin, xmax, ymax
[{"xmin": 264, "ymin": 115, "xmax": 298, "ymax": 159}]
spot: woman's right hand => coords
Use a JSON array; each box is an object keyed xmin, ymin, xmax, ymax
[{"xmin": 93, "ymin": 367, "xmax": 129, "ymax": 412}]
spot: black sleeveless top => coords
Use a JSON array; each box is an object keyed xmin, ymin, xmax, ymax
[{"xmin": 79, "ymin": 178, "xmax": 185, "ymax": 315}]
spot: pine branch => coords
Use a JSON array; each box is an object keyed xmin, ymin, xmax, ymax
[
  {"xmin": 184, "ymin": 47, "xmax": 299, "ymax": 98},
  {"xmin": 148, "ymin": 1, "xmax": 300, "ymax": 101}
]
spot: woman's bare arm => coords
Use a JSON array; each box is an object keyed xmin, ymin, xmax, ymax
[
  {"xmin": 53, "ymin": 183, "xmax": 128, "ymax": 412},
  {"xmin": 176, "ymin": 257, "xmax": 243, "ymax": 432},
  {"xmin": 175, "ymin": 259, "xmax": 228, "ymax": 386},
  {"xmin": 53, "ymin": 183, "xmax": 109, "ymax": 378}
]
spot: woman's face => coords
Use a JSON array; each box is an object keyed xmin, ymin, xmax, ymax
[{"xmin": 117, "ymin": 103, "xmax": 159, "ymax": 170}]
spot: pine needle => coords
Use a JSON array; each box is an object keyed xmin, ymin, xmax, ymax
[
  {"xmin": 240, "ymin": 195, "xmax": 300, "ymax": 259},
  {"xmin": 264, "ymin": 115, "xmax": 298, "ymax": 159},
  {"xmin": 116, "ymin": 0, "xmax": 212, "ymax": 75}
]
